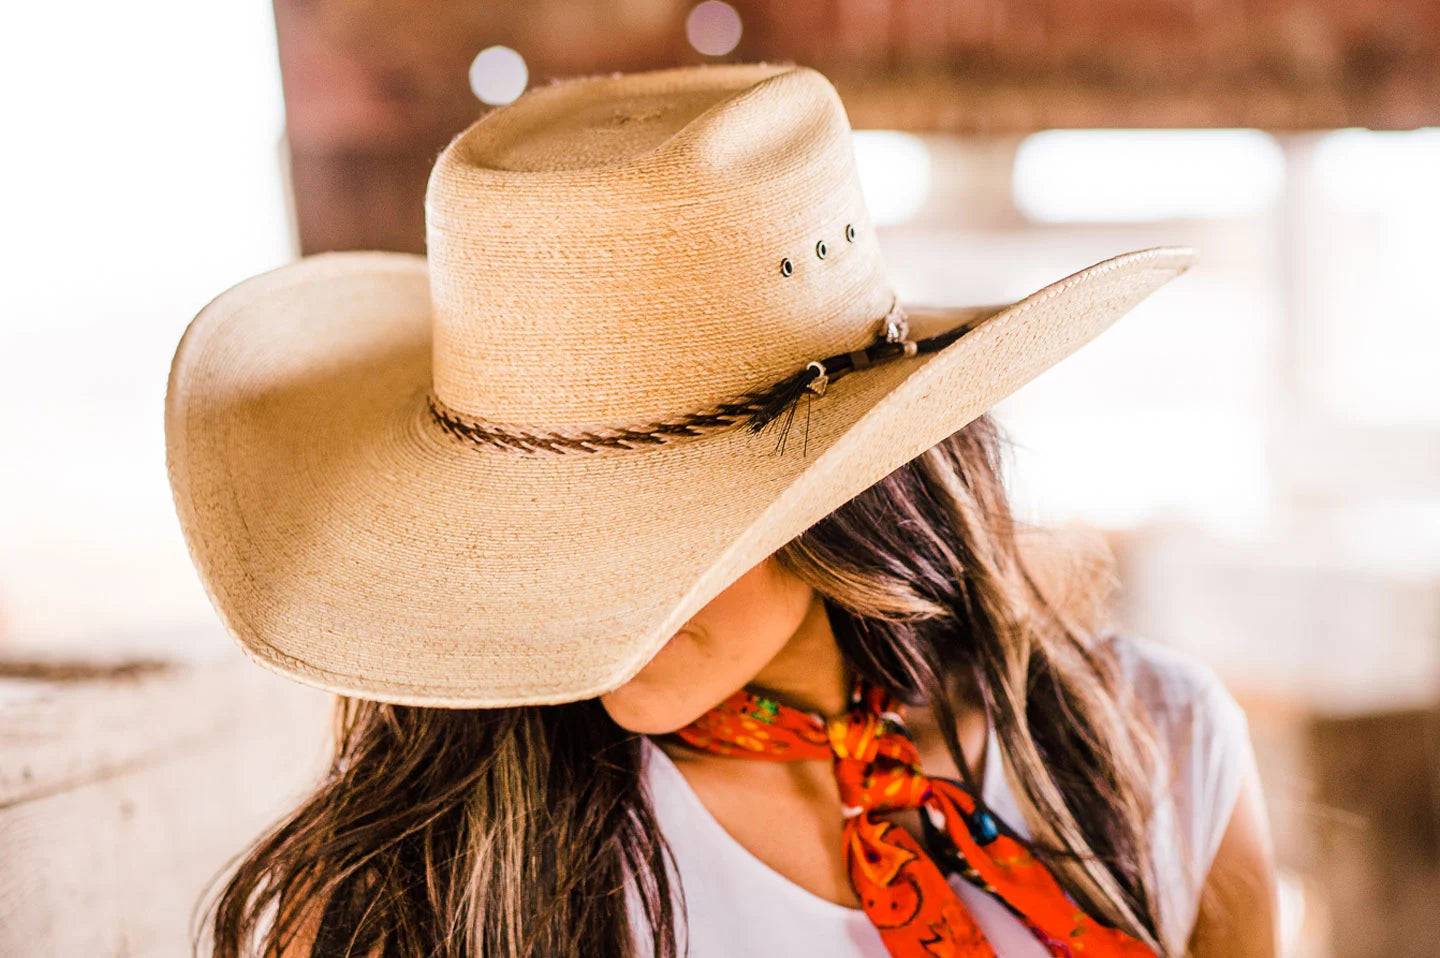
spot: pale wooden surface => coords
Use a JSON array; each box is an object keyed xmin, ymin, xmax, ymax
[{"xmin": 0, "ymin": 650, "xmax": 332, "ymax": 957}]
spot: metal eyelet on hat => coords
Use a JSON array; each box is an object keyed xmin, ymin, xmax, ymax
[
  {"xmin": 815, "ymin": 239, "xmax": 828, "ymax": 259},
  {"xmin": 845, "ymin": 223, "xmax": 856, "ymax": 242},
  {"xmin": 780, "ymin": 257, "xmax": 794, "ymax": 277}
]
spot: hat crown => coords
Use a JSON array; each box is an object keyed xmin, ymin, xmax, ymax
[{"xmin": 423, "ymin": 64, "xmax": 895, "ymax": 430}]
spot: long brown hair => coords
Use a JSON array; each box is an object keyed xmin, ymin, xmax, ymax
[{"xmin": 198, "ymin": 413, "xmax": 1171, "ymax": 957}]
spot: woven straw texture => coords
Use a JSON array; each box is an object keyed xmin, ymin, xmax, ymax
[{"xmin": 164, "ymin": 64, "xmax": 1195, "ymax": 706}]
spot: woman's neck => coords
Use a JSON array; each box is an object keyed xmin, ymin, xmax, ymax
[
  {"xmin": 735, "ymin": 594, "xmax": 993, "ymax": 783},
  {"xmin": 658, "ymin": 591, "xmax": 992, "ymax": 785},
  {"xmin": 741, "ymin": 592, "xmax": 853, "ymax": 718}
]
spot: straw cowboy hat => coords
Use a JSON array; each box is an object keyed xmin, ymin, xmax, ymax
[{"xmin": 165, "ymin": 62, "xmax": 1194, "ymax": 708}]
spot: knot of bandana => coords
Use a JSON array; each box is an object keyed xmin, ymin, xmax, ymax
[
  {"xmin": 670, "ymin": 675, "xmax": 1159, "ymax": 958},
  {"xmin": 827, "ymin": 691, "xmax": 931, "ymax": 820}
]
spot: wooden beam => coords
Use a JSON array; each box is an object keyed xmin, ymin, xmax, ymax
[{"xmin": 269, "ymin": 0, "xmax": 1440, "ymax": 252}]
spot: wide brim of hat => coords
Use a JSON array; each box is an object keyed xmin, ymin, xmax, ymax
[{"xmin": 166, "ymin": 246, "xmax": 1193, "ymax": 707}]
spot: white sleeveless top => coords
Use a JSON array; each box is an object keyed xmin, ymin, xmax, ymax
[{"xmin": 625, "ymin": 633, "xmax": 1255, "ymax": 957}]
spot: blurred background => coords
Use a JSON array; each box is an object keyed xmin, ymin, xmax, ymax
[{"xmin": 2, "ymin": 1, "xmax": 1438, "ymax": 955}]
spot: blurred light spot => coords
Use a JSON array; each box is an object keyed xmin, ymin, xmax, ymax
[
  {"xmin": 852, "ymin": 131, "xmax": 932, "ymax": 226},
  {"xmin": 1013, "ymin": 129, "xmax": 1284, "ymax": 222},
  {"xmin": 686, "ymin": 2, "xmax": 743, "ymax": 57},
  {"xmin": 469, "ymin": 46, "xmax": 528, "ymax": 106}
]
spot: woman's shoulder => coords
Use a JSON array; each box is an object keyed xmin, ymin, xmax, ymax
[
  {"xmin": 1100, "ymin": 632, "xmax": 1256, "ymax": 922},
  {"xmin": 1101, "ymin": 631, "xmax": 1249, "ymax": 775},
  {"xmin": 1100, "ymin": 630, "xmax": 1249, "ymax": 734}
]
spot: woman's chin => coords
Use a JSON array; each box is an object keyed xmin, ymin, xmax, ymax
[
  {"xmin": 598, "ymin": 636, "xmax": 715, "ymax": 733},
  {"xmin": 598, "ymin": 684, "xmax": 694, "ymax": 735}
]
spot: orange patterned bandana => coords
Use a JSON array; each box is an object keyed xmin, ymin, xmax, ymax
[{"xmin": 670, "ymin": 676, "xmax": 1158, "ymax": 958}]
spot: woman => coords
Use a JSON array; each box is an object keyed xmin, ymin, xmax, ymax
[{"xmin": 167, "ymin": 64, "xmax": 1277, "ymax": 956}]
